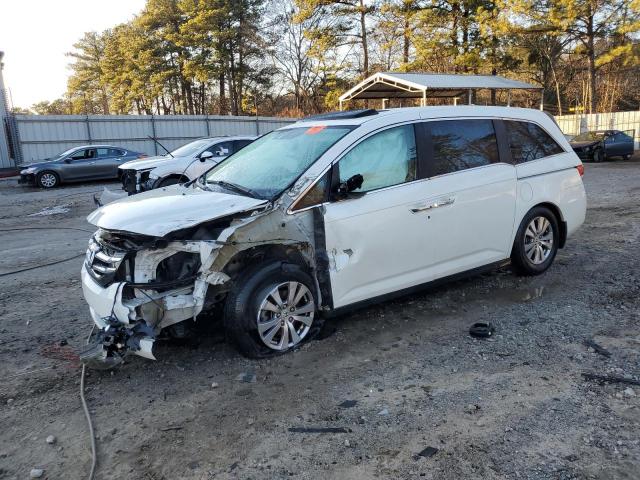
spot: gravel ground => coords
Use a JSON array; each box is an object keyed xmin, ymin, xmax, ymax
[{"xmin": 0, "ymin": 162, "xmax": 639, "ymax": 480}]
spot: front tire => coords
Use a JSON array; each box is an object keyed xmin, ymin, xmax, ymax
[
  {"xmin": 511, "ymin": 207, "xmax": 559, "ymax": 276},
  {"xmin": 224, "ymin": 262, "xmax": 323, "ymax": 358},
  {"xmin": 592, "ymin": 148, "xmax": 604, "ymax": 163},
  {"xmin": 37, "ymin": 171, "xmax": 59, "ymax": 189}
]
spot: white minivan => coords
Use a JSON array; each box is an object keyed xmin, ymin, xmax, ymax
[{"xmin": 80, "ymin": 106, "xmax": 586, "ymax": 366}]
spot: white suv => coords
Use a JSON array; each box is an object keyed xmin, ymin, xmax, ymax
[
  {"xmin": 119, "ymin": 136, "xmax": 255, "ymax": 194},
  {"xmin": 80, "ymin": 106, "xmax": 586, "ymax": 366}
]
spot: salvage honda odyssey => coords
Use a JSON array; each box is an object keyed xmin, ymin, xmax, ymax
[{"xmin": 80, "ymin": 106, "xmax": 586, "ymax": 366}]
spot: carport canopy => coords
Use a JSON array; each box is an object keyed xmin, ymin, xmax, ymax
[{"xmin": 338, "ymin": 72, "xmax": 543, "ymax": 110}]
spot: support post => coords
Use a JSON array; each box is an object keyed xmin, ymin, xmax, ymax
[
  {"xmin": 540, "ymin": 91, "xmax": 544, "ymax": 111},
  {"xmin": 339, "ymin": 100, "xmax": 343, "ymax": 111},
  {"xmin": 422, "ymin": 90, "xmax": 426, "ymax": 107},
  {"xmin": 382, "ymin": 99, "xmax": 387, "ymax": 109},
  {"xmin": 150, "ymin": 114, "xmax": 158, "ymax": 155},
  {"xmin": 468, "ymin": 89, "xmax": 473, "ymax": 105},
  {"xmin": 453, "ymin": 97, "xmax": 458, "ymax": 106},
  {"xmin": 507, "ymin": 90, "xmax": 511, "ymax": 107},
  {"xmin": 85, "ymin": 115, "xmax": 92, "ymax": 144}
]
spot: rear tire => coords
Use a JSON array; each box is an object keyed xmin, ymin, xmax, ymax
[
  {"xmin": 511, "ymin": 206, "xmax": 559, "ymax": 276},
  {"xmin": 36, "ymin": 171, "xmax": 59, "ymax": 189},
  {"xmin": 224, "ymin": 261, "xmax": 323, "ymax": 359}
]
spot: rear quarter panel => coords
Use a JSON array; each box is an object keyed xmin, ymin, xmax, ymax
[{"xmin": 514, "ymin": 152, "xmax": 586, "ymax": 245}]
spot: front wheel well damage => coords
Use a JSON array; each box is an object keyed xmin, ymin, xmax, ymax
[{"xmin": 210, "ymin": 243, "xmax": 320, "ymax": 308}]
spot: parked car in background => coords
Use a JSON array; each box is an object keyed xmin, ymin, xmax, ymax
[
  {"xmin": 19, "ymin": 145, "xmax": 146, "ymax": 188},
  {"xmin": 569, "ymin": 130, "xmax": 634, "ymax": 162},
  {"xmin": 80, "ymin": 106, "xmax": 586, "ymax": 366},
  {"xmin": 119, "ymin": 136, "xmax": 256, "ymax": 194}
]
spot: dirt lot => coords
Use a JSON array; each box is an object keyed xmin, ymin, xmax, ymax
[{"xmin": 1, "ymin": 162, "xmax": 639, "ymax": 480}]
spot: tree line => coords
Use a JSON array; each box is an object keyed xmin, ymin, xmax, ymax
[{"xmin": 25, "ymin": 0, "xmax": 640, "ymax": 117}]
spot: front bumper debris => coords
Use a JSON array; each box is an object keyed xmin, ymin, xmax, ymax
[
  {"xmin": 94, "ymin": 187, "xmax": 129, "ymax": 207},
  {"xmin": 121, "ymin": 169, "xmax": 155, "ymax": 195},
  {"xmin": 79, "ymin": 318, "xmax": 156, "ymax": 369},
  {"xmin": 19, "ymin": 174, "xmax": 36, "ymax": 185}
]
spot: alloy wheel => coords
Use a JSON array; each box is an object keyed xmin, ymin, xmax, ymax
[
  {"xmin": 40, "ymin": 173, "xmax": 57, "ymax": 188},
  {"xmin": 524, "ymin": 216, "xmax": 554, "ymax": 265},
  {"xmin": 256, "ymin": 281, "xmax": 315, "ymax": 350}
]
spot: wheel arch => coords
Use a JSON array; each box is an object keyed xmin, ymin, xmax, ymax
[
  {"xmin": 222, "ymin": 243, "xmax": 315, "ymax": 281},
  {"xmin": 527, "ymin": 201, "xmax": 567, "ymax": 249},
  {"xmin": 159, "ymin": 174, "xmax": 189, "ymax": 185}
]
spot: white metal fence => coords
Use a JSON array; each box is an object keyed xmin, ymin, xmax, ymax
[
  {"xmin": 555, "ymin": 111, "xmax": 640, "ymax": 149},
  {"xmin": 11, "ymin": 114, "xmax": 297, "ymax": 165}
]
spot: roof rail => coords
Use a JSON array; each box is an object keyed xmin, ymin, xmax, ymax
[{"xmin": 300, "ymin": 109, "xmax": 378, "ymax": 122}]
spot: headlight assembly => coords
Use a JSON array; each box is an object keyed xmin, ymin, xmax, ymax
[{"xmin": 20, "ymin": 167, "xmax": 36, "ymax": 174}]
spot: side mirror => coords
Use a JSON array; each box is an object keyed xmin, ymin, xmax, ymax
[
  {"xmin": 199, "ymin": 151, "xmax": 214, "ymax": 162},
  {"xmin": 64, "ymin": 158, "xmax": 73, "ymax": 163},
  {"xmin": 336, "ymin": 174, "xmax": 364, "ymax": 197}
]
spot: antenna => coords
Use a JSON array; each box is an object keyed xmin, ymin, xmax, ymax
[{"xmin": 147, "ymin": 135, "xmax": 173, "ymax": 157}]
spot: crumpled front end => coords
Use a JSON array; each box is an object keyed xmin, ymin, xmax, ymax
[
  {"xmin": 80, "ymin": 199, "xmax": 319, "ymax": 367},
  {"xmin": 120, "ymin": 168, "xmax": 155, "ymax": 194},
  {"xmin": 80, "ymin": 228, "xmax": 229, "ymax": 365}
]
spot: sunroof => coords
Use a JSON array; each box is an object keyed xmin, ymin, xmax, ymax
[{"xmin": 300, "ymin": 109, "xmax": 379, "ymax": 121}]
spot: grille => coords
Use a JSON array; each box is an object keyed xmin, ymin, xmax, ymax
[{"xmin": 86, "ymin": 236, "xmax": 127, "ymax": 285}]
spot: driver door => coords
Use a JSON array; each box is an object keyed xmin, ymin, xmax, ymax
[
  {"xmin": 63, "ymin": 148, "xmax": 97, "ymax": 180},
  {"xmin": 322, "ymin": 123, "xmax": 434, "ymax": 308}
]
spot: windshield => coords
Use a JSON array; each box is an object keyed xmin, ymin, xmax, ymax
[
  {"xmin": 573, "ymin": 132, "xmax": 605, "ymax": 142},
  {"xmin": 204, "ymin": 125, "xmax": 354, "ymax": 199},
  {"xmin": 170, "ymin": 139, "xmax": 212, "ymax": 158}
]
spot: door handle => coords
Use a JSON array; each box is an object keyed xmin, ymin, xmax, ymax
[{"xmin": 410, "ymin": 197, "xmax": 455, "ymax": 213}]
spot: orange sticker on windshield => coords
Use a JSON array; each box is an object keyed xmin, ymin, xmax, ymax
[{"xmin": 305, "ymin": 125, "xmax": 326, "ymax": 135}]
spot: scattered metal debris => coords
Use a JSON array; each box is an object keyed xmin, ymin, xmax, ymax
[
  {"xmin": 288, "ymin": 427, "xmax": 349, "ymax": 433},
  {"xmin": 416, "ymin": 446, "xmax": 439, "ymax": 459},
  {"xmin": 583, "ymin": 339, "xmax": 611, "ymax": 357},
  {"xmin": 582, "ymin": 373, "xmax": 640, "ymax": 386}
]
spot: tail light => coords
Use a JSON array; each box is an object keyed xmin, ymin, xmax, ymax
[
  {"xmin": 137, "ymin": 154, "xmax": 148, "ymax": 159},
  {"xmin": 576, "ymin": 164, "xmax": 584, "ymax": 177}
]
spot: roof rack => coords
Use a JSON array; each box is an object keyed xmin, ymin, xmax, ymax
[{"xmin": 300, "ymin": 109, "xmax": 378, "ymax": 121}]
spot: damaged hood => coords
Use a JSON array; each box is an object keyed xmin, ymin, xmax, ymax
[
  {"xmin": 119, "ymin": 155, "xmax": 179, "ymax": 172},
  {"xmin": 87, "ymin": 185, "xmax": 269, "ymax": 236}
]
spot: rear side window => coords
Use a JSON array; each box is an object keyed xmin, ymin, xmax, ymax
[
  {"xmin": 505, "ymin": 121, "xmax": 563, "ymax": 163},
  {"xmin": 207, "ymin": 141, "xmax": 233, "ymax": 157},
  {"xmin": 427, "ymin": 119, "xmax": 499, "ymax": 177}
]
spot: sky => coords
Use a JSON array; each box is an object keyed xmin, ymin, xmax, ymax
[{"xmin": 0, "ymin": 0, "xmax": 146, "ymax": 109}]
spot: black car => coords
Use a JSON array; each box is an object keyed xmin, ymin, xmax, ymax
[{"xmin": 569, "ymin": 130, "xmax": 635, "ymax": 162}]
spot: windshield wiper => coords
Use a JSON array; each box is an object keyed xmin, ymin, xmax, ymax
[{"xmin": 206, "ymin": 180, "xmax": 261, "ymax": 199}]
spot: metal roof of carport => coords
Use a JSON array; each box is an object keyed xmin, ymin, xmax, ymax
[{"xmin": 339, "ymin": 72, "xmax": 543, "ymax": 109}]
